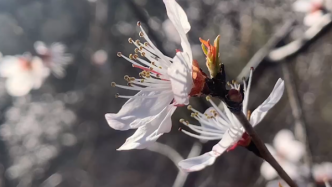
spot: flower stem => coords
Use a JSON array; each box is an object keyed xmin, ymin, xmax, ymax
[{"xmin": 232, "ymin": 111, "xmax": 298, "ymax": 187}]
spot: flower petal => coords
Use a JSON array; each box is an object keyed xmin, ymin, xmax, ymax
[
  {"xmin": 117, "ymin": 105, "xmax": 175, "ymax": 150},
  {"xmin": 250, "ymin": 78, "xmax": 284, "ymax": 126},
  {"xmin": 293, "ymin": 0, "xmax": 312, "ymax": 12},
  {"xmin": 178, "ymin": 127, "xmax": 241, "ymax": 172},
  {"xmin": 273, "ymin": 129, "xmax": 305, "ymax": 162},
  {"xmin": 156, "ymin": 105, "xmax": 177, "ymax": 134},
  {"xmin": 105, "ymin": 91, "xmax": 174, "ymax": 130},
  {"xmin": 260, "ymin": 161, "xmax": 278, "ymax": 180},
  {"xmin": 163, "ymin": 0, "xmax": 192, "ymax": 66},
  {"xmin": 167, "ymin": 52, "xmax": 193, "ymax": 105},
  {"xmin": 304, "ymin": 11, "xmax": 324, "ymax": 27},
  {"xmin": 0, "ymin": 56, "xmax": 22, "ymax": 78},
  {"xmin": 34, "ymin": 41, "xmax": 48, "ymax": 55},
  {"xmin": 178, "ymin": 152, "xmax": 217, "ymax": 172},
  {"xmin": 5, "ymin": 74, "xmax": 34, "ymax": 97}
]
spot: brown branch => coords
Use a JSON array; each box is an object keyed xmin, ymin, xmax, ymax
[{"xmin": 232, "ymin": 112, "xmax": 298, "ymax": 187}]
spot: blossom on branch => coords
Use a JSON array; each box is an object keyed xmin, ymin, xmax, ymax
[
  {"xmin": 293, "ymin": 0, "xmax": 328, "ymax": 26},
  {"xmin": 0, "ymin": 54, "xmax": 50, "ymax": 97},
  {"xmin": 260, "ymin": 129, "xmax": 305, "ymax": 181},
  {"xmin": 105, "ymin": 0, "xmax": 206, "ymax": 150},
  {"xmin": 178, "ymin": 69, "xmax": 285, "ymax": 172}
]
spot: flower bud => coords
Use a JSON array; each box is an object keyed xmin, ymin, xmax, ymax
[{"xmin": 199, "ymin": 35, "xmax": 221, "ymax": 78}]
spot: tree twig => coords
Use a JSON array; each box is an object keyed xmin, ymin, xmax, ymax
[
  {"xmin": 232, "ymin": 112, "xmax": 298, "ymax": 187},
  {"xmin": 281, "ymin": 62, "xmax": 316, "ymax": 187},
  {"xmin": 268, "ymin": 14, "xmax": 332, "ymax": 62},
  {"xmin": 236, "ymin": 20, "xmax": 295, "ymax": 81},
  {"xmin": 146, "ymin": 142, "xmax": 184, "ymax": 166},
  {"xmin": 172, "ymin": 142, "xmax": 202, "ymax": 187}
]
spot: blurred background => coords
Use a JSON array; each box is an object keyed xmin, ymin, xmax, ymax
[{"xmin": 0, "ymin": 0, "xmax": 332, "ymax": 186}]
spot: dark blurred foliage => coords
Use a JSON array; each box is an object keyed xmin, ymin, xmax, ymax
[{"xmin": 0, "ymin": 0, "xmax": 332, "ymax": 187}]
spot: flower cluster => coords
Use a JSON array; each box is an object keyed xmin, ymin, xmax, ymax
[
  {"xmin": 260, "ymin": 130, "xmax": 332, "ymax": 187},
  {"xmin": 0, "ymin": 42, "xmax": 72, "ymax": 97},
  {"xmin": 106, "ymin": 0, "xmax": 285, "ymax": 168}
]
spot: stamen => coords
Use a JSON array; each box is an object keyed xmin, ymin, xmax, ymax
[
  {"xmin": 180, "ymin": 129, "xmax": 222, "ymax": 140},
  {"xmin": 117, "ymin": 52, "xmax": 122, "ymax": 57},
  {"xmin": 114, "ymin": 83, "xmax": 171, "ymax": 91},
  {"xmin": 132, "ymin": 64, "xmax": 162, "ymax": 75},
  {"xmin": 128, "ymin": 38, "xmax": 133, "ymax": 43},
  {"xmin": 117, "ymin": 91, "xmax": 172, "ymax": 99},
  {"xmin": 124, "ymin": 75, "xmax": 130, "ymax": 81},
  {"xmin": 111, "ymin": 82, "xmax": 116, "ymax": 87}
]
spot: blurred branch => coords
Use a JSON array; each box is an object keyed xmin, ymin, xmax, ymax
[
  {"xmin": 146, "ymin": 142, "xmax": 184, "ymax": 166},
  {"xmin": 236, "ymin": 20, "xmax": 295, "ymax": 81},
  {"xmin": 232, "ymin": 112, "xmax": 298, "ymax": 187},
  {"xmin": 280, "ymin": 62, "xmax": 316, "ymax": 187},
  {"xmin": 172, "ymin": 142, "xmax": 202, "ymax": 187},
  {"xmin": 125, "ymin": 0, "xmax": 169, "ymax": 56},
  {"xmin": 269, "ymin": 14, "xmax": 332, "ymax": 62}
]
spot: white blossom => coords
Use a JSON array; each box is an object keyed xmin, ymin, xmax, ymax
[
  {"xmin": 34, "ymin": 41, "xmax": 73, "ymax": 78},
  {"xmin": 178, "ymin": 69, "xmax": 285, "ymax": 172},
  {"xmin": 105, "ymin": 0, "xmax": 196, "ymax": 150},
  {"xmin": 0, "ymin": 54, "xmax": 50, "ymax": 97}
]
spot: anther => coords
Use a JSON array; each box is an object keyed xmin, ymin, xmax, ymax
[
  {"xmin": 137, "ymin": 21, "xmax": 141, "ymax": 26},
  {"xmin": 190, "ymin": 113, "xmax": 195, "ymax": 117},
  {"xmin": 144, "ymin": 42, "xmax": 149, "ymax": 46},
  {"xmin": 115, "ymin": 93, "xmax": 119, "ymax": 98},
  {"xmin": 139, "ymin": 46, "xmax": 144, "ymax": 51},
  {"xmin": 149, "ymin": 67, "xmax": 153, "ymax": 70},
  {"xmin": 179, "ymin": 119, "xmax": 185, "ymax": 123},
  {"xmin": 117, "ymin": 52, "xmax": 122, "ymax": 57},
  {"xmin": 111, "ymin": 82, "xmax": 116, "ymax": 87},
  {"xmin": 124, "ymin": 75, "xmax": 130, "ymax": 81},
  {"xmin": 134, "ymin": 48, "xmax": 139, "ymax": 53},
  {"xmin": 187, "ymin": 105, "xmax": 192, "ymax": 110},
  {"xmin": 140, "ymin": 79, "xmax": 144, "ymax": 83},
  {"xmin": 206, "ymin": 96, "xmax": 211, "ymax": 101},
  {"xmin": 178, "ymin": 128, "xmax": 182, "ymax": 131},
  {"xmin": 139, "ymin": 31, "xmax": 144, "ymax": 37},
  {"xmin": 129, "ymin": 54, "xmax": 134, "ymax": 60},
  {"xmin": 130, "ymin": 77, "xmax": 135, "ymax": 81},
  {"xmin": 135, "ymin": 40, "xmax": 140, "ymax": 45},
  {"xmin": 159, "ymin": 66, "xmax": 162, "ymax": 69},
  {"xmin": 128, "ymin": 38, "xmax": 133, "ymax": 43},
  {"xmin": 141, "ymin": 52, "xmax": 146, "ymax": 57},
  {"xmin": 133, "ymin": 54, "xmax": 138, "ymax": 60},
  {"xmin": 127, "ymin": 83, "xmax": 132, "ymax": 86}
]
